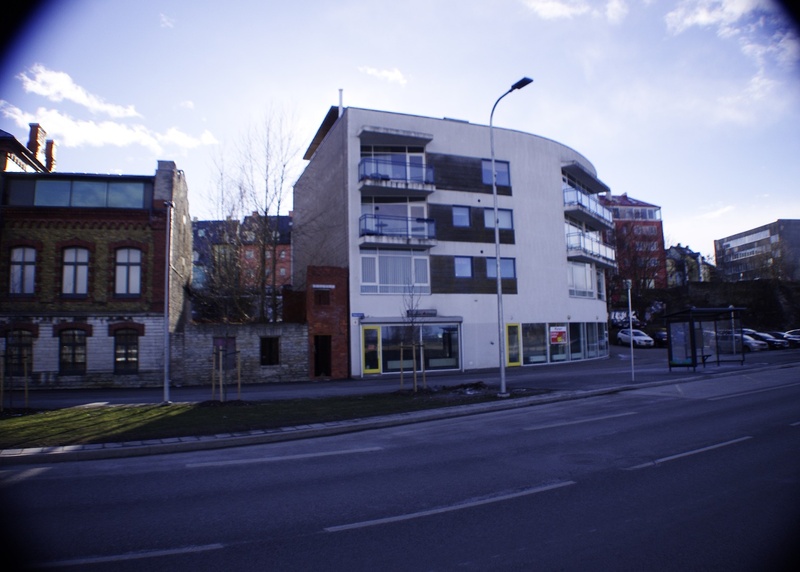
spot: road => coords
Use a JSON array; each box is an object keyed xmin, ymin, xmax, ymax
[{"xmin": 2, "ymin": 366, "xmax": 799, "ymax": 571}]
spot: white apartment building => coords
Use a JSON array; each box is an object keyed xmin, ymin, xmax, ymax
[{"xmin": 293, "ymin": 106, "xmax": 616, "ymax": 377}]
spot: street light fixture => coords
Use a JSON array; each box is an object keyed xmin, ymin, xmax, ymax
[{"xmin": 490, "ymin": 76, "xmax": 533, "ymax": 397}]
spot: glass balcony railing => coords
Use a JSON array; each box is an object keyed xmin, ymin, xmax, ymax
[
  {"xmin": 359, "ymin": 158, "xmax": 434, "ymax": 185},
  {"xmin": 563, "ymin": 186, "xmax": 613, "ymax": 225},
  {"xmin": 566, "ymin": 232, "xmax": 616, "ymax": 263},
  {"xmin": 360, "ymin": 214, "xmax": 436, "ymax": 240}
]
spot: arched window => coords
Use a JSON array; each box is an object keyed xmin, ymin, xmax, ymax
[
  {"xmin": 5, "ymin": 330, "xmax": 33, "ymax": 376},
  {"xmin": 115, "ymin": 248, "xmax": 142, "ymax": 296},
  {"xmin": 114, "ymin": 329, "xmax": 139, "ymax": 374},
  {"xmin": 62, "ymin": 248, "xmax": 89, "ymax": 295},
  {"xmin": 10, "ymin": 247, "xmax": 36, "ymax": 295},
  {"xmin": 59, "ymin": 329, "xmax": 87, "ymax": 375}
]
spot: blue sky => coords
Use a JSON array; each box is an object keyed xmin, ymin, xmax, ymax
[{"xmin": 2, "ymin": 0, "xmax": 799, "ymax": 260}]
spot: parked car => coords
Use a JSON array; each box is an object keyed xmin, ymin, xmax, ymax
[
  {"xmin": 616, "ymin": 329, "xmax": 655, "ymax": 348},
  {"xmin": 648, "ymin": 328, "xmax": 668, "ymax": 347},
  {"xmin": 786, "ymin": 329, "xmax": 800, "ymax": 337},
  {"xmin": 742, "ymin": 334, "xmax": 769, "ymax": 352},
  {"xmin": 750, "ymin": 332, "xmax": 790, "ymax": 350},
  {"xmin": 768, "ymin": 331, "xmax": 800, "ymax": 348},
  {"xmin": 717, "ymin": 333, "xmax": 768, "ymax": 353}
]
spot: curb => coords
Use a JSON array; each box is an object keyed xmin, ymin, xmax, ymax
[{"xmin": 0, "ymin": 364, "xmax": 792, "ymax": 466}]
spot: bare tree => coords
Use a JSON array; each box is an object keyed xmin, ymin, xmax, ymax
[{"xmin": 202, "ymin": 107, "xmax": 303, "ymax": 322}]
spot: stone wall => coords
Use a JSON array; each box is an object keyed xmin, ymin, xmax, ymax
[{"xmin": 171, "ymin": 322, "xmax": 309, "ymax": 387}]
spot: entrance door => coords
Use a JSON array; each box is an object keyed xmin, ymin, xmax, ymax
[
  {"xmin": 506, "ymin": 324, "xmax": 521, "ymax": 367},
  {"xmin": 314, "ymin": 335, "xmax": 332, "ymax": 377},
  {"xmin": 363, "ymin": 326, "xmax": 381, "ymax": 374}
]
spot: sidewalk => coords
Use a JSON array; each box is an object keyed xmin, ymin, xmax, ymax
[{"xmin": 2, "ymin": 348, "xmax": 796, "ymax": 465}]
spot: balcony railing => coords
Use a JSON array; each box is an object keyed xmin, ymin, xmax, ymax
[
  {"xmin": 563, "ymin": 186, "xmax": 613, "ymax": 226},
  {"xmin": 360, "ymin": 214, "xmax": 436, "ymax": 240},
  {"xmin": 358, "ymin": 158, "xmax": 434, "ymax": 185},
  {"xmin": 566, "ymin": 232, "xmax": 616, "ymax": 266}
]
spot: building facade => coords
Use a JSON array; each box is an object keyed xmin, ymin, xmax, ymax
[
  {"xmin": 714, "ymin": 219, "xmax": 800, "ymax": 282},
  {"xmin": 600, "ymin": 193, "xmax": 668, "ymax": 291},
  {"xmin": 293, "ymin": 106, "xmax": 615, "ymax": 378},
  {"xmin": 666, "ymin": 244, "xmax": 715, "ymax": 286},
  {"xmin": 1, "ymin": 123, "xmax": 56, "ymax": 173},
  {"xmin": 0, "ymin": 160, "xmax": 192, "ymax": 388},
  {"xmin": 191, "ymin": 213, "xmax": 293, "ymax": 323}
]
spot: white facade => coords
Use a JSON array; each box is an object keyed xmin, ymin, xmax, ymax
[{"xmin": 294, "ymin": 107, "xmax": 615, "ymax": 377}]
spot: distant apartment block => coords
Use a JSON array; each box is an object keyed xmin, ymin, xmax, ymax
[
  {"xmin": 600, "ymin": 193, "xmax": 667, "ymax": 290},
  {"xmin": 714, "ymin": 219, "xmax": 800, "ymax": 281}
]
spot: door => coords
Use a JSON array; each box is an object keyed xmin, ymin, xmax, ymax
[
  {"xmin": 363, "ymin": 326, "xmax": 381, "ymax": 374},
  {"xmin": 506, "ymin": 324, "xmax": 521, "ymax": 367},
  {"xmin": 314, "ymin": 335, "xmax": 332, "ymax": 377}
]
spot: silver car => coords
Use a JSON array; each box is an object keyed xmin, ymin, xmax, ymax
[{"xmin": 616, "ymin": 329, "xmax": 655, "ymax": 348}]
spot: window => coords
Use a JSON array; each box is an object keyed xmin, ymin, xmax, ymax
[
  {"xmin": 452, "ymin": 206, "xmax": 470, "ymax": 227},
  {"xmin": 361, "ymin": 250, "xmax": 430, "ymax": 294},
  {"xmin": 115, "ymin": 248, "xmax": 142, "ymax": 295},
  {"xmin": 114, "ymin": 329, "xmax": 139, "ymax": 374},
  {"xmin": 260, "ymin": 337, "xmax": 280, "ymax": 366},
  {"xmin": 481, "ymin": 159, "xmax": 510, "ymax": 186},
  {"xmin": 62, "ymin": 248, "xmax": 89, "ymax": 295},
  {"xmin": 314, "ymin": 289, "xmax": 331, "ymax": 305},
  {"xmin": 486, "ymin": 257, "xmax": 516, "ymax": 279},
  {"xmin": 10, "ymin": 247, "xmax": 36, "ymax": 294},
  {"xmin": 454, "ymin": 256, "xmax": 472, "ymax": 278},
  {"xmin": 59, "ymin": 329, "xmax": 87, "ymax": 375},
  {"xmin": 5, "ymin": 330, "xmax": 33, "ymax": 376},
  {"xmin": 483, "ymin": 208, "xmax": 513, "ymax": 229},
  {"xmin": 568, "ymin": 262, "xmax": 595, "ymax": 298}
]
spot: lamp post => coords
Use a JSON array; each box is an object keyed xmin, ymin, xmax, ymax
[
  {"xmin": 163, "ymin": 200, "xmax": 174, "ymax": 405},
  {"xmin": 490, "ymin": 76, "xmax": 533, "ymax": 397},
  {"xmin": 624, "ymin": 279, "xmax": 634, "ymax": 382}
]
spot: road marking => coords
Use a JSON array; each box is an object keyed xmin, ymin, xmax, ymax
[
  {"xmin": 626, "ymin": 436, "xmax": 753, "ymax": 470},
  {"xmin": 324, "ymin": 481, "xmax": 576, "ymax": 533},
  {"xmin": 36, "ymin": 543, "xmax": 224, "ymax": 568},
  {"xmin": 524, "ymin": 411, "xmax": 637, "ymax": 431},
  {"xmin": 0, "ymin": 467, "xmax": 49, "ymax": 487},
  {"xmin": 707, "ymin": 382, "xmax": 800, "ymax": 401},
  {"xmin": 186, "ymin": 446, "xmax": 383, "ymax": 468}
]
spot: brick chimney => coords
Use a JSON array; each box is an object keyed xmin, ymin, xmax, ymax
[
  {"xmin": 27, "ymin": 123, "xmax": 46, "ymax": 165},
  {"xmin": 45, "ymin": 139, "xmax": 57, "ymax": 172}
]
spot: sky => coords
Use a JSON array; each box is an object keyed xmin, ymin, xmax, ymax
[{"xmin": 1, "ymin": 0, "xmax": 799, "ymax": 261}]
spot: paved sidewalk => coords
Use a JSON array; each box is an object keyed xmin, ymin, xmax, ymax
[{"xmin": 2, "ymin": 348, "xmax": 797, "ymax": 465}]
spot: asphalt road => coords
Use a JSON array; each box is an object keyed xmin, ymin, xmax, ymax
[{"xmin": 2, "ymin": 363, "xmax": 799, "ymax": 571}]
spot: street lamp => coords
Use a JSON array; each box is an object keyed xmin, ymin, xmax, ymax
[{"xmin": 490, "ymin": 76, "xmax": 533, "ymax": 397}]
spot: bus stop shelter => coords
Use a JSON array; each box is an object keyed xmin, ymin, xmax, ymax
[{"xmin": 664, "ymin": 306, "xmax": 747, "ymax": 371}]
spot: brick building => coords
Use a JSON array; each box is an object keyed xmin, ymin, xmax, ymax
[
  {"xmin": 599, "ymin": 193, "xmax": 668, "ymax": 291},
  {"xmin": 0, "ymin": 157, "xmax": 192, "ymax": 388}
]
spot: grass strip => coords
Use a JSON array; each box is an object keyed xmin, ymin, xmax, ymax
[{"xmin": 0, "ymin": 387, "xmax": 533, "ymax": 449}]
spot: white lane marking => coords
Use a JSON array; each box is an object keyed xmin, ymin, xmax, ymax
[
  {"xmin": 36, "ymin": 543, "xmax": 224, "ymax": 568},
  {"xmin": 186, "ymin": 446, "xmax": 383, "ymax": 468},
  {"xmin": 0, "ymin": 467, "xmax": 49, "ymax": 487},
  {"xmin": 324, "ymin": 481, "xmax": 576, "ymax": 533},
  {"xmin": 626, "ymin": 436, "xmax": 753, "ymax": 470},
  {"xmin": 524, "ymin": 412, "xmax": 638, "ymax": 431},
  {"xmin": 707, "ymin": 382, "xmax": 800, "ymax": 401}
]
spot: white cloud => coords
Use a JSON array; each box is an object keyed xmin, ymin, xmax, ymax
[
  {"xmin": 523, "ymin": 0, "xmax": 628, "ymax": 22},
  {"xmin": 17, "ymin": 64, "xmax": 140, "ymax": 118},
  {"xmin": 0, "ymin": 102, "xmax": 218, "ymax": 153},
  {"xmin": 357, "ymin": 66, "xmax": 408, "ymax": 85},
  {"xmin": 160, "ymin": 13, "xmax": 175, "ymax": 28},
  {"xmin": 700, "ymin": 204, "xmax": 736, "ymax": 219},
  {"xmin": 665, "ymin": 0, "xmax": 776, "ymax": 36},
  {"xmin": 180, "ymin": 100, "xmax": 195, "ymax": 110}
]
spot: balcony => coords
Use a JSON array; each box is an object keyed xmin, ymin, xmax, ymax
[
  {"xmin": 566, "ymin": 232, "xmax": 616, "ymax": 269},
  {"xmin": 563, "ymin": 186, "xmax": 613, "ymax": 230},
  {"xmin": 359, "ymin": 214, "xmax": 437, "ymax": 249},
  {"xmin": 358, "ymin": 158, "xmax": 435, "ymax": 197}
]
